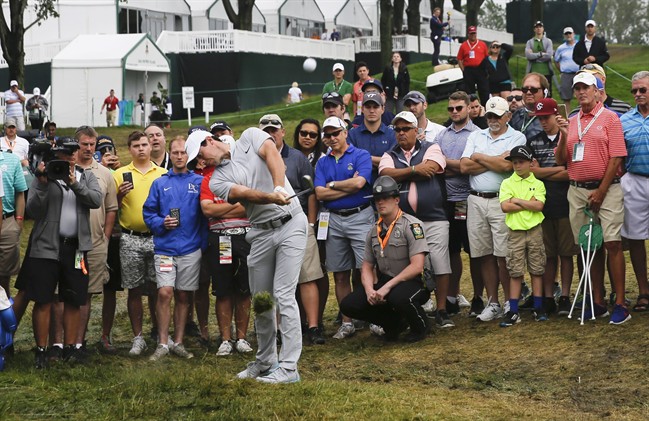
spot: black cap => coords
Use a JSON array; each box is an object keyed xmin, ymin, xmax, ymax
[
  {"xmin": 96, "ymin": 135, "xmax": 115, "ymax": 151},
  {"xmin": 322, "ymin": 92, "xmax": 344, "ymax": 107},
  {"xmin": 188, "ymin": 125, "xmax": 208, "ymax": 136},
  {"xmin": 209, "ymin": 120, "xmax": 232, "ymax": 134},
  {"xmin": 372, "ymin": 176, "xmax": 400, "ymax": 198},
  {"xmin": 52, "ymin": 136, "xmax": 80, "ymax": 154},
  {"xmin": 505, "ymin": 145, "xmax": 534, "ymax": 161},
  {"xmin": 534, "ymin": 21, "xmax": 544, "ymax": 27}
]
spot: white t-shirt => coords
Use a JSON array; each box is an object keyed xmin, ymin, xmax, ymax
[
  {"xmin": 0, "ymin": 136, "xmax": 30, "ymax": 161},
  {"xmin": 288, "ymin": 87, "xmax": 302, "ymax": 104},
  {"xmin": 4, "ymin": 89, "xmax": 24, "ymax": 118}
]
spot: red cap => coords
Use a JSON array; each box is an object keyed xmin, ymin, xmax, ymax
[
  {"xmin": 533, "ymin": 98, "xmax": 558, "ymax": 116},
  {"xmin": 468, "ymin": 26, "xmax": 477, "ymax": 33}
]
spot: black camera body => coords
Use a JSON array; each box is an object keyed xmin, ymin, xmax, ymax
[{"xmin": 45, "ymin": 160, "xmax": 72, "ymax": 180}]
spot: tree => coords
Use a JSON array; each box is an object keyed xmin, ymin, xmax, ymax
[
  {"xmin": 393, "ymin": 0, "xmax": 405, "ymax": 34},
  {"xmin": 222, "ymin": 0, "xmax": 255, "ymax": 31},
  {"xmin": 379, "ymin": 0, "xmax": 393, "ymax": 66},
  {"xmin": 451, "ymin": 0, "xmax": 462, "ymax": 12},
  {"xmin": 531, "ymin": 0, "xmax": 543, "ymax": 27},
  {"xmin": 0, "ymin": 0, "xmax": 58, "ymax": 86},
  {"xmin": 406, "ymin": 0, "xmax": 421, "ymax": 35},
  {"xmin": 593, "ymin": 0, "xmax": 649, "ymax": 44},
  {"xmin": 465, "ymin": 0, "xmax": 485, "ymax": 27},
  {"xmin": 478, "ymin": 0, "xmax": 506, "ymax": 32}
]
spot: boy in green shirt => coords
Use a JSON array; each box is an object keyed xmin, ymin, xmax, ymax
[{"xmin": 499, "ymin": 145, "xmax": 547, "ymax": 326}]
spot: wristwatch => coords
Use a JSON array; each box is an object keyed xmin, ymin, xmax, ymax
[{"xmin": 328, "ymin": 181, "xmax": 336, "ymax": 190}]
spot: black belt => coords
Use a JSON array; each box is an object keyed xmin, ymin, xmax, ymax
[
  {"xmin": 328, "ymin": 203, "xmax": 370, "ymax": 216},
  {"xmin": 3, "ymin": 212, "xmax": 15, "ymax": 219},
  {"xmin": 210, "ymin": 227, "xmax": 250, "ymax": 236},
  {"xmin": 569, "ymin": 178, "xmax": 620, "ymax": 190},
  {"xmin": 121, "ymin": 228, "xmax": 152, "ymax": 237},
  {"xmin": 469, "ymin": 190, "xmax": 499, "ymax": 199},
  {"xmin": 59, "ymin": 236, "xmax": 78, "ymax": 245},
  {"xmin": 251, "ymin": 214, "xmax": 293, "ymax": 230}
]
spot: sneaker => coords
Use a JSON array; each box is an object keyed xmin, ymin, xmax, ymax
[
  {"xmin": 446, "ymin": 299, "xmax": 460, "ymax": 316},
  {"xmin": 185, "ymin": 320, "xmax": 201, "ymax": 338},
  {"xmin": 519, "ymin": 295, "xmax": 535, "ymax": 311},
  {"xmin": 457, "ymin": 294, "xmax": 471, "ymax": 308},
  {"xmin": 404, "ymin": 318, "xmax": 432, "ymax": 343},
  {"xmin": 129, "ymin": 335, "xmax": 147, "ymax": 356},
  {"xmin": 609, "ymin": 292, "xmax": 632, "ymax": 307},
  {"xmin": 557, "ymin": 296, "xmax": 571, "ymax": 316},
  {"xmin": 35, "ymin": 348, "xmax": 48, "ymax": 369},
  {"xmin": 63, "ymin": 345, "xmax": 88, "ymax": 364},
  {"xmin": 98, "ymin": 336, "xmax": 117, "ymax": 354},
  {"xmin": 553, "ymin": 282, "xmax": 562, "ymax": 301},
  {"xmin": 307, "ymin": 327, "xmax": 326, "ymax": 344},
  {"xmin": 256, "ymin": 367, "xmax": 301, "ymax": 384},
  {"xmin": 503, "ymin": 301, "xmax": 511, "ymax": 314},
  {"xmin": 534, "ymin": 308, "xmax": 548, "ymax": 322},
  {"xmin": 435, "ymin": 310, "xmax": 455, "ymax": 328},
  {"xmin": 499, "ymin": 311, "xmax": 521, "ymax": 327},
  {"xmin": 609, "ymin": 304, "xmax": 631, "ymax": 325},
  {"xmin": 578, "ymin": 303, "xmax": 610, "ymax": 321},
  {"xmin": 46, "ymin": 345, "xmax": 63, "ymax": 362},
  {"xmin": 469, "ymin": 296, "xmax": 484, "ymax": 317},
  {"xmin": 237, "ymin": 361, "xmax": 277, "ymax": 379},
  {"xmin": 216, "ymin": 340, "xmax": 234, "ymax": 356},
  {"xmin": 352, "ymin": 319, "xmax": 366, "ymax": 330},
  {"xmin": 544, "ymin": 297, "xmax": 557, "ymax": 314},
  {"xmin": 149, "ymin": 344, "xmax": 169, "ymax": 361},
  {"xmin": 422, "ymin": 298, "xmax": 437, "ymax": 314},
  {"xmin": 170, "ymin": 343, "xmax": 194, "ymax": 359},
  {"xmin": 476, "ymin": 302, "xmax": 502, "ymax": 322},
  {"xmin": 369, "ymin": 324, "xmax": 385, "ymax": 336},
  {"xmin": 332, "ymin": 322, "xmax": 355, "ymax": 339},
  {"xmin": 235, "ymin": 339, "xmax": 253, "ymax": 353}
]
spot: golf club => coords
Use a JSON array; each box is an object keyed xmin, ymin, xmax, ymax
[{"xmin": 286, "ymin": 175, "xmax": 314, "ymax": 200}]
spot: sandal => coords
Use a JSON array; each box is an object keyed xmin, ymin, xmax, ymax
[{"xmin": 632, "ymin": 294, "xmax": 649, "ymax": 312}]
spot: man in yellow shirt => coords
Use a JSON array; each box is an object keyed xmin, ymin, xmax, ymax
[{"xmin": 114, "ymin": 131, "xmax": 167, "ymax": 356}]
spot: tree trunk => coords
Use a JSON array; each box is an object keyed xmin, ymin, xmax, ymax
[
  {"xmin": 394, "ymin": 0, "xmax": 405, "ymax": 34},
  {"xmin": 531, "ymin": 0, "xmax": 543, "ymax": 28},
  {"xmin": 406, "ymin": 0, "xmax": 421, "ymax": 35},
  {"xmin": 466, "ymin": 0, "xmax": 485, "ymax": 27},
  {"xmin": 379, "ymin": 0, "xmax": 393, "ymax": 66},
  {"xmin": 222, "ymin": 0, "xmax": 255, "ymax": 31},
  {"xmin": 451, "ymin": 0, "xmax": 462, "ymax": 12}
]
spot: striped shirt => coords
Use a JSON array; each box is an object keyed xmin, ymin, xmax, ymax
[
  {"xmin": 621, "ymin": 107, "xmax": 649, "ymax": 175},
  {"xmin": 565, "ymin": 102, "xmax": 627, "ymax": 182},
  {"xmin": 199, "ymin": 166, "xmax": 250, "ymax": 231}
]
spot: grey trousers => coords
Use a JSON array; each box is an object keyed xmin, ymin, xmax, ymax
[{"xmin": 246, "ymin": 213, "xmax": 307, "ymax": 370}]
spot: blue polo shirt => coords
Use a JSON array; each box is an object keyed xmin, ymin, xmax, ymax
[
  {"xmin": 314, "ymin": 143, "xmax": 372, "ymax": 210},
  {"xmin": 0, "ymin": 150, "xmax": 27, "ymax": 214},
  {"xmin": 622, "ymin": 107, "xmax": 649, "ymax": 175},
  {"xmin": 347, "ymin": 122, "xmax": 396, "ymax": 182}
]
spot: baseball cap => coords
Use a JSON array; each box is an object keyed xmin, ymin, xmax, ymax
[
  {"xmin": 579, "ymin": 63, "xmax": 606, "ymax": 78},
  {"xmin": 96, "ymin": 135, "xmax": 115, "ymax": 151},
  {"xmin": 534, "ymin": 21, "xmax": 544, "ymax": 27},
  {"xmin": 362, "ymin": 92, "xmax": 384, "ymax": 106},
  {"xmin": 533, "ymin": 98, "xmax": 558, "ymax": 116},
  {"xmin": 9, "ymin": 80, "xmax": 18, "ymax": 87},
  {"xmin": 505, "ymin": 145, "xmax": 534, "ymax": 162},
  {"xmin": 563, "ymin": 27, "xmax": 574, "ymax": 34},
  {"xmin": 468, "ymin": 26, "xmax": 477, "ymax": 34},
  {"xmin": 5, "ymin": 122, "xmax": 16, "ymax": 128},
  {"xmin": 585, "ymin": 20, "xmax": 596, "ymax": 27},
  {"xmin": 361, "ymin": 79, "xmax": 383, "ymax": 92},
  {"xmin": 185, "ymin": 130, "xmax": 213, "ymax": 169},
  {"xmin": 322, "ymin": 92, "xmax": 344, "ymax": 107},
  {"xmin": 322, "ymin": 116, "xmax": 347, "ymax": 130},
  {"xmin": 391, "ymin": 111, "xmax": 418, "ymax": 126},
  {"xmin": 484, "ymin": 96, "xmax": 509, "ymax": 117},
  {"xmin": 33, "ymin": 87, "xmax": 41, "ymax": 95},
  {"xmin": 332, "ymin": 63, "xmax": 344, "ymax": 72},
  {"xmin": 210, "ymin": 120, "xmax": 231, "ymax": 134},
  {"xmin": 403, "ymin": 91, "xmax": 426, "ymax": 105},
  {"xmin": 259, "ymin": 114, "xmax": 283, "ymax": 130},
  {"xmin": 188, "ymin": 125, "xmax": 208, "ymax": 136},
  {"xmin": 572, "ymin": 72, "xmax": 598, "ymax": 87}
]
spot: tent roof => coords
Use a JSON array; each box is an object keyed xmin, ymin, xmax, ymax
[
  {"xmin": 317, "ymin": 0, "xmax": 371, "ymax": 30},
  {"xmin": 52, "ymin": 34, "xmax": 170, "ymax": 72},
  {"xmin": 119, "ymin": 0, "xmax": 191, "ymax": 15}
]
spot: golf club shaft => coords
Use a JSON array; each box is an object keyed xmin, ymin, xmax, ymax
[{"xmin": 287, "ymin": 188, "xmax": 313, "ymax": 200}]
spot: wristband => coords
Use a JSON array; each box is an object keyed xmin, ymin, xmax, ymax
[
  {"xmin": 273, "ymin": 186, "xmax": 285, "ymax": 192},
  {"xmin": 15, "ymin": 216, "xmax": 24, "ymax": 220},
  {"xmin": 411, "ymin": 165, "xmax": 416, "ymax": 174},
  {"xmin": 309, "ymin": 223, "xmax": 315, "ymax": 227}
]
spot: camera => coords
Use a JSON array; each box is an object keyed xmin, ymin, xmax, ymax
[
  {"xmin": 30, "ymin": 137, "xmax": 79, "ymax": 179},
  {"xmin": 45, "ymin": 160, "xmax": 72, "ymax": 180}
]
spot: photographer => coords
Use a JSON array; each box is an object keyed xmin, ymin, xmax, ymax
[
  {"xmin": 4, "ymin": 81, "xmax": 26, "ymax": 131},
  {"xmin": 16, "ymin": 137, "xmax": 102, "ymax": 368}
]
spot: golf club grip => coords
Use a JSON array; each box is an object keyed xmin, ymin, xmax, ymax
[{"xmin": 287, "ymin": 188, "xmax": 313, "ymax": 200}]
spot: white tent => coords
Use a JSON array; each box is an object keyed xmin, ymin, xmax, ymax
[
  {"xmin": 257, "ymin": 0, "xmax": 325, "ymax": 37},
  {"xmin": 51, "ymin": 34, "xmax": 170, "ymax": 128},
  {"xmin": 317, "ymin": 0, "xmax": 372, "ymax": 38}
]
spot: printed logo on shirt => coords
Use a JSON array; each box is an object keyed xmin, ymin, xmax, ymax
[
  {"xmin": 188, "ymin": 183, "xmax": 199, "ymax": 193},
  {"xmin": 347, "ymin": 163, "xmax": 354, "ymax": 171}
]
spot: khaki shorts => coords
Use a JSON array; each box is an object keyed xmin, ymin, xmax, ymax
[
  {"xmin": 506, "ymin": 224, "xmax": 546, "ymax": 278},
  {"xmin": 568, "ymin": 183, "xmax": 624, "ymax": 245},
  {"xmin": 621, "ymin": 172, "xmax": 649, "ymax": 240},
  {"xmin": 299, "ymin": 228, "xmax": 324, "ymax": 284},
  {"xmin": 154, "ymin": 249, "xmax": 201, "ymax": 291},
  {"xmin": 0, "ymin": 216, "xmax": 22, "ymax": 277},
  {"xmin": 86, "ymin": 236, "xmax": 109, "ymax": 294},
  {"xmin": 542, "ymin": 217, "xmax": 578, "ymax": 258},
  {"xmin": 467, "ymin": 195, "xmax": 509, "ymax": 258},
  {"xmin": 422, "ymin": 220, "xmax": 451, "ymax": 275}
]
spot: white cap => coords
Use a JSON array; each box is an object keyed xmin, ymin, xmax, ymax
[
  {"xmin": 332, "ymin": 63, "xmax": 344, "ymax": 72},
  {"xmin": 185, "ymin": 129, "xmax": 212, "ymax": 165},
  {"xmin": 219, "ymin": 134, "xmax": 236, "ymax": 153},
  {"xmin": 585, "ymin": 19, "xmax": 596, "ymax": 27},
  {"xmin": 9, "ymin": 80, "xmax": 18, "ymax": 87},
  {"xmin": 391, "ymin": 111, "xmax": 418, "ymax": 126},
  {"xmin": 572, "ymin": 72, "xmax": 598, "ymax": 87},
  {"xmin": 322, "ymin": 116, "xmax": 347, "ymax": 130},
  {"xmin": 484, "ymin": 96, "xmax": 509, "ymax": 116},
  {"xmin": 33, "ymin": 87, "xmax": 41, "ymax": 95},
  {"xmin": 563, "ymin": 27, "xmax": 574, "ymax": 34}
]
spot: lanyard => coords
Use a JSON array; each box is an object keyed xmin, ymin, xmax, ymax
[
  {"xmin": 577, "ymin": 105, "xmax": 605, "ymax": 142},
  {"xmin": 376, "ymin": 210, "xmax": 402, "ymax": 257},
  {"xmin": 521, "ymin": 114, "xmax": 536, "ymax": 133},
  {"xmin": 467, "ymin": 40, "xmax": 479, "ymax": 51}
]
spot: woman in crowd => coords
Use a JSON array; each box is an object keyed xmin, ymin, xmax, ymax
[{"xmin": 381, "ymin": 52, "xmax": 410, "ymax": 113}]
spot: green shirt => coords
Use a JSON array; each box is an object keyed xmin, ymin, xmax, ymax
[
  {"xmin": 322, "ymin": 79, "xmax": 353, "ymax": 97},
  {"xmin": 530, "ymin": 38, "xmax": 547, "ymax": 74},
  {"xmin": 499, "ymin": 172, "xmax": 546, "ymax": 230}
]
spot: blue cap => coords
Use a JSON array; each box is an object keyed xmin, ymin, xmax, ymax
[{"xmin": 361, "ymin": 79, "xmax": 383, "ymax": 93}]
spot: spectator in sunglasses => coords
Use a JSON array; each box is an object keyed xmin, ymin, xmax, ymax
[
  {"xmin": 507, "ymin": 89, "xmax": 524, "ymax": 112},
  {"xmin": 294, "ymin": 119, "xmax": 326, "ymax": 167},
  {"xmin": 450, "ymin": 94, "xmax": 488, "ymax": 129},
  {"xmin": 510, "ymin": 72, "xmax": 549, "ymax": 141},
  {"xmin": 482, "ymin": 41, "xmax": 514, "ymax": 99}
]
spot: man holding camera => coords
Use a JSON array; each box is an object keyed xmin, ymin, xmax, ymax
[
  {"xmin": 17, "ymin": 137, "xmax": 102, "ymax": 368},
  {"xmin": 4, "ymin": 81, "xmax": 25, "ymax": 131}
]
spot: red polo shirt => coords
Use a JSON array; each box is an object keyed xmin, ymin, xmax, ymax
[
  {"xmin": 457, "ymin": 39, "xmax": 489, "ymax": 68},
  {"xmin": 104, "ymin": 95, "xmax": 119, "ymax": 111}
]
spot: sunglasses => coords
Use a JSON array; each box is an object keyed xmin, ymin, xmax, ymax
[
  {"xmin": 393, "ymin": 126, "xmax": 415, "ymax": 133},
  {"xmin": 521, "ymin": 86, "xmax": 541, "ymax": 94},
  {"xmin": 507, "ymin": 95, "xmax": 523, "ymax": 102},
  {"xmin": 491, "ymin": 45, "xmax": 501, "ymax": 49},
  {"xmin": 322, "ymin": 92, "xmax": 341, "ymax": 100},
  {"xmin": 299, "ymin": 130, "xmax": 319, "ymax": 139},
  {"xmin": 322, "ymin": 129, "xmax": 343, "ymax": 139},
  {"xmin": 260, "ymin": 119, "xmax": 282, "ymax": 126},
  {"xmin": 447, "ymin": 106, "xmax": 465, "ymax": 112},
  {"xmin": 631, "ymin": 87, "xmax": 648, "ymax": 95}
]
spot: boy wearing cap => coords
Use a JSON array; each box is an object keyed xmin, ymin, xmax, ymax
[
  {"xmin": 525, "ymin": 21, "xmax": 554, "ymax": 98},
  {"xmin": 4, "ymin": 81, "xmax": 25, "ymax": 131},
  {"xmin": 323, "ymin": 63, "xmax": 353, "ymax": 108},
  {"xmin": 350, "ymin": 80, "xmax": 395, "ymax": 127},
  {"xmin": 572, "ymin": 20, "xmax": 609, "ymax": 67},
  {"xmin": 554, "ymin": 28, "xmax": 579, "ymax": 108},
  {"xmin": 499, "ymin": 145, "xmax": 546, "ymax": 326}
]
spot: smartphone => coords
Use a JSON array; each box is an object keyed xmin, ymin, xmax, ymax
[
  {"xmin": 123, "ymin": 172, "xmax": 133, "ymax": 187},
  {"xmin": 170, "ymin": 208, "xmax": 180, "ymax": 226},
  {"xmin": 557, "ymin": 104, "xmax": 568, "ymax": 120},
  {"xmin": 93, "ymin": 151, "xmax": 102, "ymax": 163}
]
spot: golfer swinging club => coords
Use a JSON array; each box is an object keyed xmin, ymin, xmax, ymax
[{"xmin": 185, "ymin": 128, "xmax": 307, "ymax": 384}]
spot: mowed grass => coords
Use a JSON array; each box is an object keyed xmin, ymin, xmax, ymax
[{"xmin": 3, "ymin": 44, "xmax": 649, "ymax": 420}]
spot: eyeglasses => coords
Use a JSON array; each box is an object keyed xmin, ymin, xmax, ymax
[
  {"xmin": 393, "ymin": 126, "xmax": 415, "ymax": 133},
  {"xmin": 631, "ymin": 87, "xmax": 648, "ymax": 95},
  {"xmin": 485, "ymin": 113, "xmax": 503, "ymax": 120},
  {"xmin": 299, "ymin": 130, "xmax": 319, "ymax": 139},
  {"xmin": 491, "ymin": 45, "xmax": 501, "ymax": 49},
  {"xmin": 521, "ymin": 87, "xmax": 541, "ymax": 94},
  {"xmin": 581, "ymin": 64, "xmax": 599, "ymax": 71},
  {"xmin": 260, "ymin": 119, "xmax": 282, "ymax": 126},
  {"xmin": 322, "ymin": 129, "xmax": 343, "ymax": 139},
  {"xmin": 507, "ymin": 95, "xmax": 523, "ymax": 102},
  {"xmin": 447, "ymin": 106, "xmax": 465, "ymax": 112}
]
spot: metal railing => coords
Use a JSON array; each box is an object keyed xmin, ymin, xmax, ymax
[{"xmin": 354, "ymin": 34, "xmax": 462, "ymax": 57}]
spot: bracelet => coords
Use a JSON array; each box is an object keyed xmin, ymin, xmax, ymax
[
  {"xmin": 15, "ymin": 216, "xmax": 24, "ymax": 220},
  {"xmin": 309, "ymin": 223, "xmax": 315, "ymax": 227},
  {"xmin": 411, "ymin": 165, "xmax": 416, "ymax": 174}
]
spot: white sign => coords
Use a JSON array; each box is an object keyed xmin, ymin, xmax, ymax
[
  {"xmin": 182, "ymin": 86, "xmax": 195, "ymax": 109},
  {"xmin": 203, "ymin": 97, "xmax": 214, "ymax": 113}
]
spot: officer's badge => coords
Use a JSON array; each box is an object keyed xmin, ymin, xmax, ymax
[
  {"xmin": 347, "ymin": 163, "xmax": 354, "ymax": 171},
  {"xmin": 410, "ymin": 223, "xmax": 424, "ymax": 240},
  {"xmin": 394, "ymin": 229, "xmax": 402, "ymax": 238}
]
